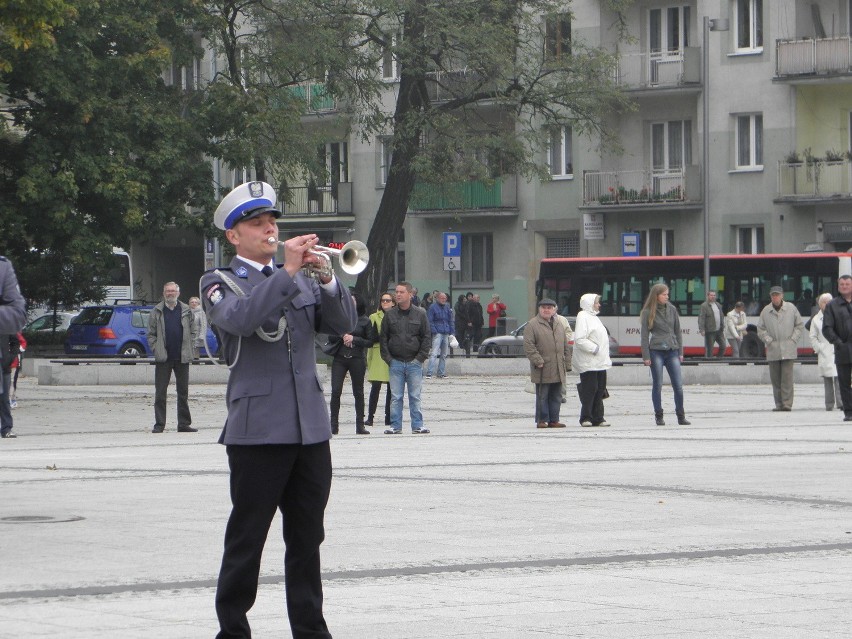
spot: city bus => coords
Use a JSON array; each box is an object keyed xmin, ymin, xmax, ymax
[{"xmin": 537, "ymin": 253, "xmax": 852, "ymax": 357}]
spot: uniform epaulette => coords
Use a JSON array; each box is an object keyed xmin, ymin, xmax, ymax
[{"xmin": 204, "ymin": 266, "xmax": 231, "ymax": 274}]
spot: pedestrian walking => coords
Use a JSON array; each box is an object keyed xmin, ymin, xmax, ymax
[
  {"xmin": 365, "ymin": 294, "xmax": 394, "ymax": 428},
  {"xmin": 523, "ymin": 298, "xmax": 569, "ymax": 429},
  {"xmin": 380, "ymin": 281, "xmax": 431, "ymax": 434},
  {"xmin": 640, "ymin": 283, "xmax": 690, "ymax": 426},
  {"xmin": 573, "ymin": 293, "xmax": 611, "ymax": 427},
  {"xmin": 809, "ymin": 293, "xmax": 842, "ymax": 411},
  {"xmin": 201, "ymin": 181, "xmax": 356, "ymax": 638},
  {"xmin": 757, "ymin": 286, "xmax": 804, "ymax": 411},
  {"xmin": 147, "ymin": 281, "xmax": 197, "ymax": 433},
  {"xmin": 821, "ymin": 274, "xmax": 852, "ymax": 422},
  {"xmin": 426, "ymin": 292, "xmax": 454, "ymax": 378}
]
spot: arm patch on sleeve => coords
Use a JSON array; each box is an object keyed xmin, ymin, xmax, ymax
[{"xmin": 206, "ymin": 283, "xmax": 224, "ymax": 306}]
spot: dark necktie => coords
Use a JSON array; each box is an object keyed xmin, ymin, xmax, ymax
[{"xmin": 261, "ymin": 265, "xmax": 273, "ymax": 277}]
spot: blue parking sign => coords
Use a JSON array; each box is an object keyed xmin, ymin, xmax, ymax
[{"xmin": 443, "ymin": 232, "xmax": 461, "ymax": 257}]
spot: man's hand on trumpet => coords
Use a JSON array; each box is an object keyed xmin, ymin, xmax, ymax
[{"xmin": 276, "ymin": 234, "xmax": 333, "ymax": 283}]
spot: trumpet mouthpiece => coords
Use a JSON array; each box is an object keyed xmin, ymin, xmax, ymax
[{"xmin": 266, "ymin": 237, "xmax": 277, "ymax": 244}]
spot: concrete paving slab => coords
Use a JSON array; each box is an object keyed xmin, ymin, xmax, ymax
[{"xmin": 0, "ymin": 374, "xmax": 850, "ymax": 638}]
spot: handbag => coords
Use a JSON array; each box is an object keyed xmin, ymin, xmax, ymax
[
  {"xmin": 320, "ymin": 338, "xmax": 340, "ymax": 356},
  {"xmin": 449, "ymin": 334, "xmax": 460, "ymax": 349}
]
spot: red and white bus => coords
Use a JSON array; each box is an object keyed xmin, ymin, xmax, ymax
[{"xmin": 537, "ymin": 253, "xmax": 852, "ymax": 357}]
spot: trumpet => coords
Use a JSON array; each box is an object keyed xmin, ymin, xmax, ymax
[{"xmin": 267, "ymin": 237, "xmax": 369, "ymax": 275}]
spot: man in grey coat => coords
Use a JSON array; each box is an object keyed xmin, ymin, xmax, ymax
[
  {"xmin": 757, "ymin": 286, "xmax": 804, "ymax": 411},
  {"xmin": 698, "ymin": 291, "xmax": 727, "ymax": 357},
  {"xmin": 147, "ymin": 281, "xmax": 197, "ymax": 433},
  {"xmin": 0, "ymin": 256, "xmax": 26, "ymax": 439},
  {"xmin": 201, "ymin": 181, "xmax": 356, "ymax": 639}
]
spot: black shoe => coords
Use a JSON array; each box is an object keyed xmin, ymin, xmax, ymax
[
  {"xmin": 1, "ymin": 431, "xmax": 17, "ymax": 438},
  {"xmin": 844, "ymin": 415, "xmax": 852, "ymax": 422},
  {"xmin": 364, "ymin": 418, "xmax": 373, "ymax": 426},
  {"xmin": 331, "ymin": 425, "xmax": 339, "ymax": 435},
  {"xmin": 655, "ymin": 413, "xmax": 665, "ymax": 426},
  {"xmin": 152, "ymin": 426, "xmax": 164, "ymax": 433},
  {"xmin": 677, "ymin": 415, "xmax": 691, "ymax": 425},
  {"xmin": 356, "ymin": 428, "xmax": 370, "ymax": 435},
  {"xmin": 177, "ymin": 426, "xmax": 198, "ymax": 433}
]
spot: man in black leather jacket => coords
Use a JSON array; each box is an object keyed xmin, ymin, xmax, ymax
[{"xmin": 822, "ymin": 274, "xmax": 852, "ymax": 421}]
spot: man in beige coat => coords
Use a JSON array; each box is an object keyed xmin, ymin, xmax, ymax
[
  {"xmin": 757, "ymin": 286, "xmax": 804, "ymax": 411},
  {"xmin": 524, "ymin": 298, "xmax": 570, "ymax": 428}
]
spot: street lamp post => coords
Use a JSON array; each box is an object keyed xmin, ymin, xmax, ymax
[{"xmin": 702, "ymin": 16, "xmax": 729, "ymax": 295}]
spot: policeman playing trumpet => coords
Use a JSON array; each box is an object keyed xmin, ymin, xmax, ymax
[{"xmin": 201, "ymin": 180, "xmax": 356, "ymax": 639}]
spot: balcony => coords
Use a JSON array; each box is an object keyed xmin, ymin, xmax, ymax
[
  {"xmin": 776, "ymin": 160, "xmax": 852, "ymax": 202},
  {"xmin": 776, "ymin": 36, "xmax": 852, "ymax": 79},
  {"xmin": 614, "ymin": 48, "xmax": 701, "ymax": 90},
  {"xmin": 582, "ymin": 168, "xmax": 701, "ymax": 210},
  {"xmin": 289, "ymin": 81, "xmax": 336, "ymax": 112},
  {"xmin": 408, "ymin": 176, "xmax": 518, "ymax": 217},
  {"xmin": 280, "ymin": 183, "xmax": 352, "ymax": 216}
]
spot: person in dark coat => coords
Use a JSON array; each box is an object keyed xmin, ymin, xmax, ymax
[
  {"xmin": 201, "ymin": 181, "xmax": 356, "ymax": 639},
  {"xmin": 822, "ymin": 274, "xmax": 852, "ymax": 422},
  {"xmin": 327, "ymin": 293, "xmax": 376, "ymax": 434}
]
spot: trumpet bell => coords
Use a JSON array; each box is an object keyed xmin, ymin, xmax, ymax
[{"xmin": 336, "ymin": 240, "xmax": 369, "ymax": 275}]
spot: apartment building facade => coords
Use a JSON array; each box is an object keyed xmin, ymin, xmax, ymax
[{"xmin": 138, "ymin": 0, "xmax": 852, "ymax": 316}]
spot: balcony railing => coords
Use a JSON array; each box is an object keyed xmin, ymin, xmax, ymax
[
  {"xmin": 409, "ymin": 176, "xmax": 516, "ymax": 211},
  {"xmin": 289, "ymin": 81, "xmax": 336, "ymax": 112},
  {"xmin": 614, "ymin": 48, "xmax": 700, "ymax": 89},
  {"xmin": 583, "ymin": 169, "xmax": 694, "ymax": 205},
  {"xmin": 776, "ymin": 36, "xmax": 852, "ymax": 77},
  {"xmin": 777, "ymin": 160, "xmax": 850, "ymax": 198},
  {"xmin": 280, "ymin": 183, "xmax": 352, "ymax": 215}
]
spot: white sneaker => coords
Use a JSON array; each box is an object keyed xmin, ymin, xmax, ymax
[
  {"xmin": 596, "ymin": 420, "xmax": 610, "ymax": 427},
  {"xmin": 580, "ymin": 420, "xmax": 593, "ymax": 427},
  {"xmin": 9, "ymin": 400, "xmax": 17, "ymax": 409}
]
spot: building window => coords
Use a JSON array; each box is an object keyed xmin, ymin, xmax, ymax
[
  {"xmin": 735, "ymin": 0, "xmax": 763, "ymax": 52},
  {"xmin": 322, "ymin": 142, "xmax": 349, "ymax": 184},
  {"xmin": 544, "ymin": 13, "xmax": 571, "ymax": 60},
  {"xmin": 378, "ymin": 136, "xmax": 392, "ymax": 186},
  {"xmin": 651, "ymin": 120, "xmax": 692, "ymax": 172},
  {"xmin": 735, "ymin": 114, "xmax": 763, "ymax": 169},
  {"xmin": 547, "ymin": 126, "xmax": 573, "ymax": 178},
  {"xmin": 546, "ymin": 233, "xmax": 580, "ymax": 257},
  {"xmin": 649, "ymin": 6, "xmax": 691, "ymax": 53},
  {"xmin": 638, "ymin": 228, "xmax": 675, "ymax": 256},
  {"xmin": 382, "ymin": 33, "xmax": 400, "ymax": 80},
  {"xmin": 737, "ymin": 226, "xmax": 764, "ymax": 254},
  {"xmin": 452, "ymin": 233, "xmax": 493, "ymax": 286}
]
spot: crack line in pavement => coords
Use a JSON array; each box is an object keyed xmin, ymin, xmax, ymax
[{"xmin": 1, "ymin": 541, "xmax": 850, "ymax": 601}]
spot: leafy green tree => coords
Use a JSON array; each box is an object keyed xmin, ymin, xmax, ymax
[
  {"xmin": 0, "ymin": 0, "xmax": 74, "ymax": 72},
  {"xmin": 196, "ymin": 0, "xmax": 633, "ymax": 305},
  {"xmin": 0, "ymin": 0, "xmax": 214, "ymax": 309}
]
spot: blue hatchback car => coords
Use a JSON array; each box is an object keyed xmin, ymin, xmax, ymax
[{"xmin": 64, "ymin": 305, "xmax": 219, "ymax": 357}]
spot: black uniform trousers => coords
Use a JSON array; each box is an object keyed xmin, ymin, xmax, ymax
[{"xmin": 216, "ymin": 442, "xmax": 333, "ymax": 639}]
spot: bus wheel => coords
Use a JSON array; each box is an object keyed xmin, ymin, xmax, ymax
[{"xmin": 741, "ymin": 333, "xmax": 764, "ymax": 358}]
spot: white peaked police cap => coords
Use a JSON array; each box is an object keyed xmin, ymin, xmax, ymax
[{"xmin": 214, "ymin": 181, "xmax": 281, "ymax": 230}]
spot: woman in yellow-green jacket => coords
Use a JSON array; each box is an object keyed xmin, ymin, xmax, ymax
[{"xmin": 365, "ymin": 293, "xmax": 394, "ymax": 426}]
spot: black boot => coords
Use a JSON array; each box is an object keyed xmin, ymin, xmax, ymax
[
  {"xmin": 676, "ymin": 413, "xmax": 691, "ymax": 425},
  {"xmin": 655, "ymin": 412, "xmax": 665, "ymax": 426},
  {"xmin": 331, "ymin": 423, "xmax": 339, "ymax": 435},
  {"xmin": 364, "ymin": 416, "xmax": 373, "ymax": 426}
]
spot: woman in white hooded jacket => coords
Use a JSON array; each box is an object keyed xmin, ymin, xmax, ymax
[
  {"xmin": 573, "ymin": 293, "xmax": 612, "ymax": 426},
  {"xmin": 810, "ymin": 292, "xmax": 843, "ymax": 411}
]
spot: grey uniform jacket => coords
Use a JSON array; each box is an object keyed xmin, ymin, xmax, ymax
[
  {"xmin": 0, "ymin": 257, "xmax": 27, "ymax": 334},
  {"xmin": 200, "ymin": 257, "xmax": 356, "ymax": 446}
]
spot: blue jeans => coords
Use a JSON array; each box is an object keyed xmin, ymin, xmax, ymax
[
  {"xmin": 649, "ymin": 349, "xmax": 684, "ymax": 415},
  {"xmin": 535, "ymin": 382, "xmax": 563, "ymax": 424},
  {"xmin": 427, "ymin": 333, "xmax": 450, "ymax": 376},
  {"xmin": 389, "ymin": 360, "xmax": 424, "ymax": 431}
]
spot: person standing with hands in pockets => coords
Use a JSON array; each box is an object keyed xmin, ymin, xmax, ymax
[
  {"xmin": 201, "ymin": 181, "xmax": 356, "ymax": 639},
  {"xmin": 573, "ymin": 293, "xmax": 612, "ymax": 427},
  {"xmin": 524, "ymin": 298, "xmax": 569, "ymax": 429}
]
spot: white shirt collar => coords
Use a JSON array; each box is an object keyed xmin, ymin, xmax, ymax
[{"xmin": 235, "ymin": 256, "xmax": 274, "ymax": 272}]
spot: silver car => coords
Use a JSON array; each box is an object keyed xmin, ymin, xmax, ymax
[
  {"xmin": 477, "ymin": 317, "xmax": 618, "ymax": 358},
  {"xmin": 24, "ymin": 311, "xmax": 79, "ymax": 333}
]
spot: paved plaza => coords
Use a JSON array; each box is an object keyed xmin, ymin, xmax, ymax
[{"xmin": 0, "ymin": 371, "xmax": 851, "ymax": 638}]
